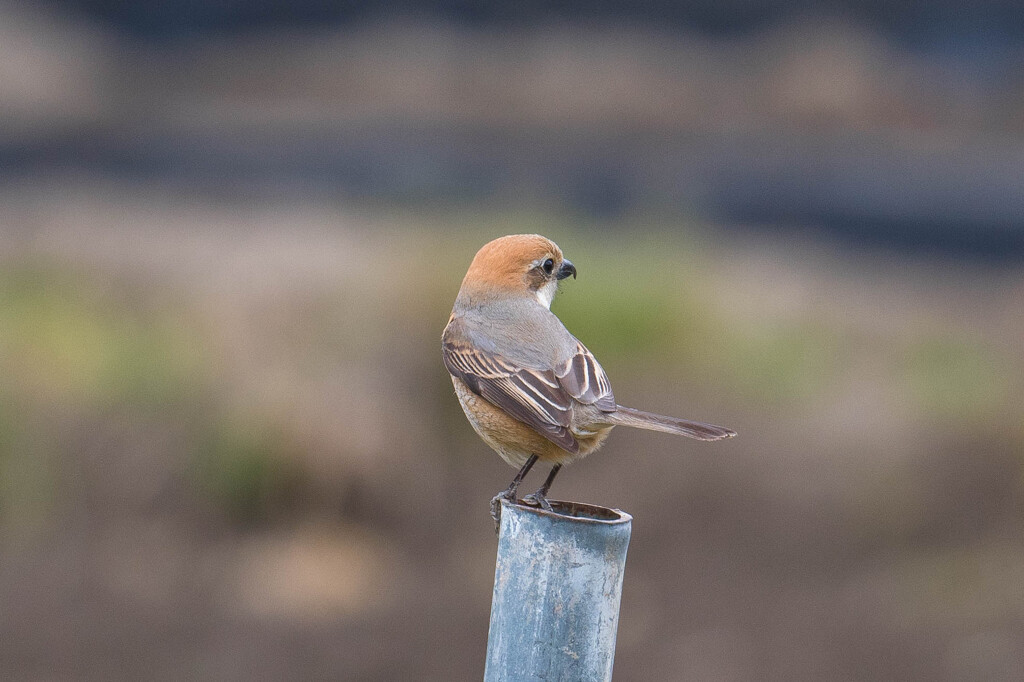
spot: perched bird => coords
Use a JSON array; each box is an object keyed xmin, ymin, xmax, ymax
[{"xmin": 442, "ymin": 234, "xmax": 734, "ymax": 526}]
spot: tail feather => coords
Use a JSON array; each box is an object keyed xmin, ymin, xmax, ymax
[{"xmin": 607, "ymin": 405, "xmax": 735, "ymax": 441}]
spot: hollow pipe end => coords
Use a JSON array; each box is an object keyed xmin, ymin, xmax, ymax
[{"xmin": 501, "ymin": 498, "xmax": 632, "ymax": 525}]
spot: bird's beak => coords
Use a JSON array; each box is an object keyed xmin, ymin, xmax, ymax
[{"xmin": 557, "ymin": 260, "xmax": 577, "ymax": 280}]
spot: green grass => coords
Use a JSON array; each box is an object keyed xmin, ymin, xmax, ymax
[
  {"xmin": 903, "ymin": 335, "xmax": 1010, "ymax": 420},
  {"xmin": 0, "ymin": 263, "xmax": 300, "ymax": 524},
  {"xmin": 0, "ymin": 264, "xmax": 204, "ymax": 408},
  {"xmin": 0, "ymin": 264, "xmax": 210, "ymax": 529},
  {"xmin": 194, "ymin": 419, "xmax": 303, "ymax": 523}
]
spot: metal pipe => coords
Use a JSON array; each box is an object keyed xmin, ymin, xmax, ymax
[{"xmin": 484, "ymin": 499, "xmax": 633, "ymax": 682}]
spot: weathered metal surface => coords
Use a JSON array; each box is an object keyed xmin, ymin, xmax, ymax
[{"xmin": 484, "ymin": 499, "xmax": 633, "ymax": 682}]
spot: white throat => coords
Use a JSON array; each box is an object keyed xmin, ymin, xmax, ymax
[{"xmin": 535, "ymin": 281, "xmax": 557, "ymax": 309}]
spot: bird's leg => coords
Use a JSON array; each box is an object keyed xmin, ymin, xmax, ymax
[
  {"xmin": 490, "ymin": 454, "xmax": 538, "ymax": 531},
  {"xmin": 521, "ymin": 464, "xmax": 562, "ymax": 512}
]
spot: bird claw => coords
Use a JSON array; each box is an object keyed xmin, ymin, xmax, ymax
[
  {"xmin": 521, "ymin": 492, "xmax": 552, "ymax": 512},
  {"xmin": 490, "ymin": 490, "xmax": 516, "ymax": 533}
]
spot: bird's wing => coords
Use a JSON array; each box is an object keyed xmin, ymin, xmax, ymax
[
  {"xmin": 556, "ymin": 341, "xmax": 617, "ymax": 412},
  {"xmin": 443, "ymin": 336, "xmax": 580, "ymax": 453},
  {"xmin": 443, "ymin": 316, "xmax": 619, "ymax": 453}
]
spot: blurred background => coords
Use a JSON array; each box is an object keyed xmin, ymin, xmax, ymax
[{"xmin": 1, "ymin": 0, "xmax": 1023, "ymax": 679}]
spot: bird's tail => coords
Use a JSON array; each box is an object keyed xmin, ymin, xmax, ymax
[{"xmin": 606, "ymin": 405, "xmax": 735, "ymax": 441}]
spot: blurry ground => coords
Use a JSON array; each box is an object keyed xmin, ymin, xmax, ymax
[{"xmin": 2, "ymin": 4, "xmax": 1024, "ymax": 680}]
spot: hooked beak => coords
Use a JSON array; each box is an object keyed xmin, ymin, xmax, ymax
[{"xmin": 557, "ymin": 259, "xmax": 577, "ymax": 280}]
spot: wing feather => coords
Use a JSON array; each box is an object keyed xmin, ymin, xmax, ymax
[
  {"xmin": 556, "ymin": 342, "xmax": 617, "ymax": 412},
  {"xmin": 444, "ymin": 339, "xmax": 579, "ymax": 452},
  {"xmin": 443, "ymin": 318, "xmax": 617, "ymax": 454}
]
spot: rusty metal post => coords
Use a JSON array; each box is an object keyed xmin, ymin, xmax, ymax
[{"xmin": 484, "ymin": 499, "xmax": 633, "ymax": 682}]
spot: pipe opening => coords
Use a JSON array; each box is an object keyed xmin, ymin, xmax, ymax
[{"xmin": 504, "ymin": 499, "xmax": 632, "ymax": 524}]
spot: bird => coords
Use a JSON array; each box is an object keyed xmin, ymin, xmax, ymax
[{"xmin": 442, "ymin": 234, "xmax": 734, "ymax": 527}]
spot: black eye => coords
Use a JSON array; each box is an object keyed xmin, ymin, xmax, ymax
[{"xmin": 542, "ymin": 258, "xmax": 555, "ymax": 274}]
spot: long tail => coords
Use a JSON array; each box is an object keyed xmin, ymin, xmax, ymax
[{"xmin": 606, "ymin": 405, "xmax": 736, "ymax": 441}]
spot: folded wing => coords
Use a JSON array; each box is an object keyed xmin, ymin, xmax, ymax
[{"xmin": 443, "ymin": 319, "xmax": 616, "ymax": 453}]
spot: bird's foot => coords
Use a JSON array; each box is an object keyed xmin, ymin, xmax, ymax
[
  {"xmin": 521, "ymin": 491, "xmax": 553, "ymax": 512},
  {"xmin": 490, "ymin": 489, "xmax": 517, "ymax": 533}
]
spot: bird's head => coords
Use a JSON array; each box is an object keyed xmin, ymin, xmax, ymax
[{"xmin": 459, "ymin": 234, "xmax": 576, "ymax": 309}]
